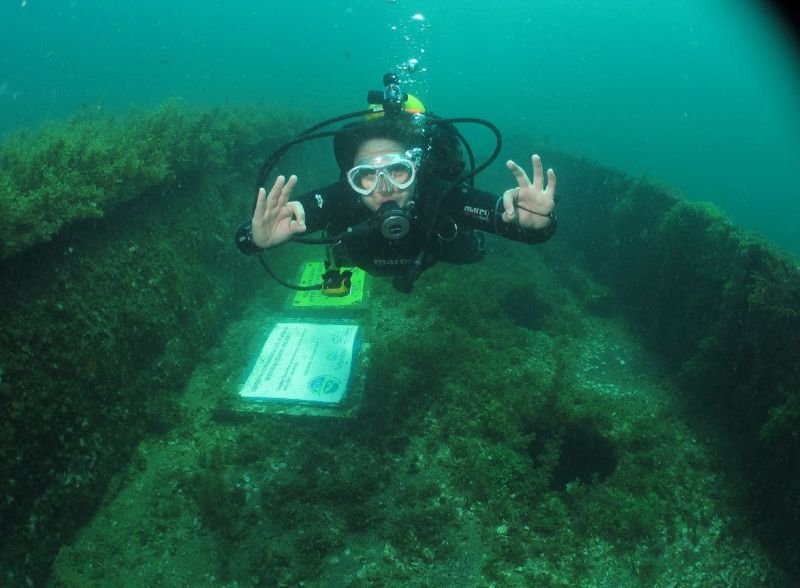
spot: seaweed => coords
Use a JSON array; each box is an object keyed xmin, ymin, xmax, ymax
[{"xmin": 0, "ymin": 99, "xmax": 310, "ymax": 585}]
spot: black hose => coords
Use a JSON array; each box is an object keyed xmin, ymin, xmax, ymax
[{"xmin": 250, "ymin": 112, "xmax": 503, "ymax": 292}]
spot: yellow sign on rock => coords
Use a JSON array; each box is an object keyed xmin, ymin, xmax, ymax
[{"xmin": 290, "ymin": 261, "xmax": 369, "ymax": 309}]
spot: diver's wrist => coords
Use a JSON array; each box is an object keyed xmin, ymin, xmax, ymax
[
  {"xmin": 235, "ymin": 222, "xmax": 264, "ymax": 255},
  {"xmin": 518, "ymin": 205, "xmax": 555, "ymax": 220}
]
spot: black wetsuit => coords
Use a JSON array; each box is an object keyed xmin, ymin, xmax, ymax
[{"xmin": 236, "ymin": 178, "xmax": 556, "ymax": 286}]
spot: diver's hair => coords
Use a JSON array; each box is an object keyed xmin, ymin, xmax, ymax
[{"xmin": 333, "ymin": 114, "xmax": 465, "ymax": 183}]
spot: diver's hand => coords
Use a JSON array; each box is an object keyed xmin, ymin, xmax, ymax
[
  {"xmin": 502, "ymin": 154, "xmax": 556, "ymax": 230},
  {"xmin": 251, "ymin": 175, "xmax": 306, "ymax": 248}
]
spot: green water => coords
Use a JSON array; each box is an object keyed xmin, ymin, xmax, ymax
[
  {"xmin": 3, "ymin": 4, "xmax": 800, "ymax": 580},
  {"xmin": 2, "ymin": 1, "xmax": 798, "ymax": 254}
]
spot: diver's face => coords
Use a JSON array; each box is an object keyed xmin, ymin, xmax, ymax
[{"xmin": 351, "ymin": 138, "xmax": 416, "ymax": 212}]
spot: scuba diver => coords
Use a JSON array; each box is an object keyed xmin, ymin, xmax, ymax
[{"xmin": 235, "ymin": 74, "xmax": 557, "ymax": 293}]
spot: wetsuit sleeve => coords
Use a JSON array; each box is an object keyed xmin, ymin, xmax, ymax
[
  {"xmin": 234, "ymin": 182, "xmax": 346, "ymax": 255},
  {"xmin": 445, "ymin": 183, "xmax": 557, "ymax": 244},
  {"xmin": 294, "ymin": 181, "xmax": 354, "ymax": 234}
]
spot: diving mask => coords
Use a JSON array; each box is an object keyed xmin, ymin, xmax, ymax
[{"xmin": 347, "ymin": 151, "xmax": 419, "ymax": 196}]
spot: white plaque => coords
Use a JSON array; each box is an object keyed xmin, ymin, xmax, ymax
[{"xmin": 239, "ymin": 322, "xmax": 359, "ymax": 405}]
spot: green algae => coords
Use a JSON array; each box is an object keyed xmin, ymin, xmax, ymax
[
  {"xmin": 47, "ymin": 243, "xmax": 785, "ymax": 586},
  {"xmin": 0, "ymin": 100, "xmax": 311, "ymax": 586},
  {"xmin": 0, "ymin": 99, "xmax": 306, "ymax": 261},
  {"xmin": 2, "ymin": 102, "xmax": 799, "ymax": 586},
  {"xmin": 547, "ymin": 149, "xmax": 800, "ymax": 580}
]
